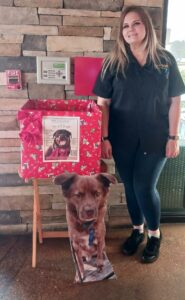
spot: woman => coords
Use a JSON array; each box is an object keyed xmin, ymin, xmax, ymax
[{"xmin": 93, "ymin": 6, "xmax": 185, "ymax": 263}]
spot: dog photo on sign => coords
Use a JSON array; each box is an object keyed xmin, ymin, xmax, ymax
[
  {"xmin": 54, "ymin": 172, "xmax": 117, "ymax": 283},
  {"xmin": 45, "ymin": 129, "xmax": 72, "ymax": 160},
  {"xmin": 43, "ymin": 116, "xmax": 80, "ymax": 162}
]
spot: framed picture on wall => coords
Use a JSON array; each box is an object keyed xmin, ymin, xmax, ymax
[{"xmin": 164, "ymin": 0, "xmax": 185, "ymax": 144}]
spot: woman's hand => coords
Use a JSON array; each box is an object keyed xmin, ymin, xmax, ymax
[
  {"xmin": 101, "ymin": 140, "xmax": 112, "ymax": 159},
  {"xmin": 165, "ymin": 139, "xmax": 180, "ymax": 158}
]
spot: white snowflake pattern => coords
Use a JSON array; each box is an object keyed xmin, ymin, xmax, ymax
[
  {"xmin": 23, "ymin": 163, "xmax": 29, "ymax": 169},
  {"xmin": 82, "ymin": 138, "xmax": 89, "ymax": 145},
  {"xmin": 80, "ymin": 165, "xmax": 86, "ymax": 171},
  {"xmin": 86, "ymin": 152, "xmax": 91, "ymax": 157},
  {"xmin": 38, "ymin": 167, "xmax": 45, "ymax": 172},
  {"xmin": 30, "ymin": 154, "xmax": 37, "ymax": 160}
]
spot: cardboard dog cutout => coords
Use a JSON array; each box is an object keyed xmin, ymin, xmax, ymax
[{"xmin": 54, "ymin": 173, "xmax": 117, "ymax": 283}]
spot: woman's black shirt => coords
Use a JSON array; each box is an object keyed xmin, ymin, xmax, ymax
[{"xmin": 93, "ymin": 50, "xmax": 185, "ymax": 154}]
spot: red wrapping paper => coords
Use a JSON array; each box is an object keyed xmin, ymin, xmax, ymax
[{"xmin": 17, "ymin": 99, "xmax": 102, "ymax": 180}]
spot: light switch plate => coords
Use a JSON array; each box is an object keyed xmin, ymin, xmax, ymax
[{"xmin": 37, "ymin": 56, "xmax": 71, "ymax": 85}]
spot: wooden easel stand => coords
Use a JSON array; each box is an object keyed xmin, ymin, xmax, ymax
[{"xmin": 32, "ymin": 178, "xmax": 68, "ymax": 268}]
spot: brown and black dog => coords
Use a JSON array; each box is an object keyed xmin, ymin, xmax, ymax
[{"xmin": 54, "ymin": 173, "xmax": 116, "ymax": 281}]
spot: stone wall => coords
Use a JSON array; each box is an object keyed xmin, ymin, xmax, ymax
[{"xmin": 0, "ymin": 0, "xmax": 164, "ymax": 234}]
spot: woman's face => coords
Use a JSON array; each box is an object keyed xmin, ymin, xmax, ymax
[{"xmin": 122, "ymin": 11, "xmax": 146, "ymax": 47}]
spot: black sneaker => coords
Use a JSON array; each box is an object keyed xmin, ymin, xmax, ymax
[
  {"xmin": 141, "ymin": 232, "xmax": 162, "ymax": 263},
  {"xmin": 121, "ymin": 229, "xmax": 145, "ymax": 256}
]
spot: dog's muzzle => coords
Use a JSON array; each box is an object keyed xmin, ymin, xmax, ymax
[{"xmin": 80, "ymin": 208, "xmax": 98, "ymax": 221}]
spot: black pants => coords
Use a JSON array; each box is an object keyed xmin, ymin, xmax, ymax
[{"xmin": 113, "ymin": 142, "xmax": 167, "ymax": 230}]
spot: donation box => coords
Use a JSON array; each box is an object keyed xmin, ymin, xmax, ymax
[{"xmin": 17, "ymin": 99, "xmax": 102, "ymax": 180}]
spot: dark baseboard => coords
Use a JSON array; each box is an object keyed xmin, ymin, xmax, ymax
[{"xmin": 161, "ymin": 212, "xmax": 185, "ymax": 223}]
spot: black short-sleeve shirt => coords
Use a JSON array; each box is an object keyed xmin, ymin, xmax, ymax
[{"xmin": 93, "ymin": 50, "xmax": 185, "ymax": 154}]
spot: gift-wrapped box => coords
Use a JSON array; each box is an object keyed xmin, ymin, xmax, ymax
[{"xmin": 17, "ymin": 99, "xmax": 102, "ymax": 180}]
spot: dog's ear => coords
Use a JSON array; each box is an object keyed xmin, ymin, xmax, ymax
[
  {"xmin": 54, "ymin": 173, "xmax": 77, "ymax": 194},
  {"xmin": 67, "ymin": 130, "xmax": 71, "ymax": 137},
  {"xmin": 96, "ymin": 173, "xmax": 117, "ymax": 187}
]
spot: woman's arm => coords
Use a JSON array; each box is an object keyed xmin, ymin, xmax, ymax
[
  {"xmin": 169, "ymin": 96, "xmax": 181, "ymax": 136},
  {"xmin": 97, "ymin": 97, "xmax": 110, "ymax": 137},
  {"xmin": 166, "ymin": 96, "xmax": 181, "ymax": 158},
  {"xmin": 97, "ymin": 96, "xmax": 112, "ymax": 159}
]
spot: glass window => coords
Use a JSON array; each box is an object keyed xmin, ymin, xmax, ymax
[{"xmin": 165, "ymin": 0, "xmax": 185, "ymax": 143}]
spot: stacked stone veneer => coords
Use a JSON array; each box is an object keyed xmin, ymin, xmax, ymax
[{"xmin": 0, "ymin": 0, "xmax": 164, "ymax": 234}]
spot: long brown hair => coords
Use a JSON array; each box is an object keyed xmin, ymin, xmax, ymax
[{"xmin": 102, "ymin": 5, "xmax": 166, "ymax": 77}]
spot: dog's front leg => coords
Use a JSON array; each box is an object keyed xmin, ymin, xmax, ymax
[
  {"xmin": 96, "ymin": 207, "xmax": 106, "ymax": 272},
  {"xmin": 97, "ymin": 238, "xmax": 105, "ymax": 271},
  {"xmin": 72, "ymin": 240, "xmax": 85, "ymax": 281},
  {"xmin": 96, "ymin": 225, "xmax": 106, "ymax": 272}
]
